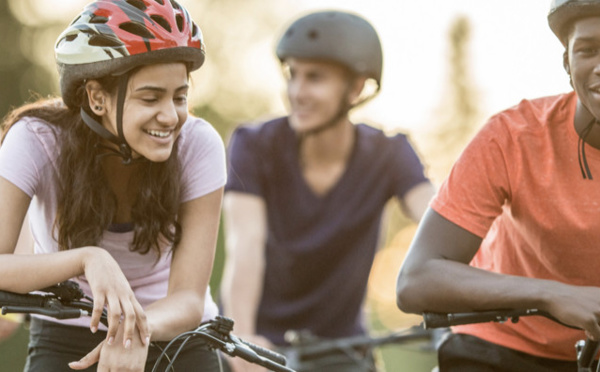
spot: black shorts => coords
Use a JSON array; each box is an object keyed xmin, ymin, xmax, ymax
[
  {"xmin": 24, "ymin": 317, "xmax": 221, "ymax": 372},
  {"xmin": 438, "ymin": 332, "xmax": 594, "ymax": 372}
]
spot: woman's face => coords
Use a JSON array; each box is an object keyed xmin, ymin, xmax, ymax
[{"xmin": 101, "ymin": 62, "xmax": 189, "ymax": 162}]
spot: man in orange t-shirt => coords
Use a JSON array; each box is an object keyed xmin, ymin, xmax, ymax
[{"xmin": 397, "ymin": 1, "xmax": 600, "ymax": 371}]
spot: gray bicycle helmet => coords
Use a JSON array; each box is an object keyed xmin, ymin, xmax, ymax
[
  {"xmin": 276, "ymin": 10, "xmax": 383, "ymax": 90},
  {"xmin": 548, "ymin": 0, "xmax": 600, "ymax": 45}
]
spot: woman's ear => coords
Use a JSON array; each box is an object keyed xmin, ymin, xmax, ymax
[{"xmin": 85, "ymin": 80, "xmax": 107, "ymax": 116}]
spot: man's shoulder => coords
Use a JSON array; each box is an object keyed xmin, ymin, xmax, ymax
[
  {"xmin": 231, "ymin": 116, "xmax": 291, "ymax": 148},
  {"xmin": 485, "ymin": 91, "xmax": 575, "ymax": 134},
  {"xmin": 235, "ymin": 116, "xmax": 289, "ymax": 135},
  {"xmin": 355, "ymin": 123, "xmax": 411, "ymax": 151},
  {"xmin": 495, "ymin": 92, "xmax": 575, "ymax": 121}
]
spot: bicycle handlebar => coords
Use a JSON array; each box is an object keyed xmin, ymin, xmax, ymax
[
  {"xmin": 423, "ymin": 309, "xmax": 599, "ymax": 372},
  {"xmin": 422, "ymin": 308, "xmax": 553, "ymax": 329},
  {"xmin": 0, "ymin": 287, "xmax": 94, "ymax": 323},
  {"xmin": 282, "ymin": 325, "xmax": 433, "ymax": 360},
  {"xmin": 0, "ymin": 282, "xmax": 294, "ymax": 372}
]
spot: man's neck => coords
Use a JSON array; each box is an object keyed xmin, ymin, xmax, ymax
[
  {"xmin": 575, "ymin": 100, "xmax": 600, "ymax": 149},
  {"xmin": 299, "ymin": 119, "xmax": 355, "ymax": 167}
]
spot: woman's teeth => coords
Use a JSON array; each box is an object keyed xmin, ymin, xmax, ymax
[{"xmin": 146, "ymin": 129, "xmax": 170, "ymax": 138}]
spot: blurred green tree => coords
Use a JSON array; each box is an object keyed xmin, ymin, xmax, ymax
[
  {"xmin": 369, "ymin": 15, "xmax": 482, "ymax": 371},
  {"xmin": 0, "ymin": 0, "xmax": 57, "ymax": 120},
  {"xmin": 419, "ymin": 15, "xmax": 483, "ymax": 183}
]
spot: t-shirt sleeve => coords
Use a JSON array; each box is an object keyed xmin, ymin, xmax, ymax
[
  {"xmin": 178, "ymin": 118, "xmax": 227, "ymax": 203},
  {"xmin": 224, "ymin": 126, "xmax": 264, "ymax": 196},
  {"xmin": 391, "ymin": 134, "xmax": 429, "ymax": 198},
  {"xmin": 0, "ymin": 120, "xmax": 48, "ymax": 197},
  {"xmin": 431, "ymin": 116, "xmax": 512, "ymax": 238}
]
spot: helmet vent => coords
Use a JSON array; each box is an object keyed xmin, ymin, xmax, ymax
[
  {"xmin": 169, "ymin": 0, "xmax": 181, "ymax": 10},
  {"xmin": 89, "ymin": 34, "xmax": 124, "ymax": 47},
  {"xmin": 192, "ymin": 23, "xmax": 198, "ymax": 37},
  {"xmin": 151, "ymin": 15, "xmax": 171, "ymax": 32},
  {"xmin": 175, "ymin": 14, "xmax": 184, "ymax": 32},
  {"xmin": 125, "ymin": 0, "xmax": 147, "ymax": 11},
  {"xmin": 307, "ymin": 29, "xmax": 319, "ymax": 40},
  {"xmin": 119, "ymin": 22, "xmax": 156, "ymax": 39},
  {"xmin": 90, "ymin": 15, "xmax": 108, "ymax": 24},
  {"xmin": 154, "ymin": 0, "xmax": 164, "ymax": 4}
]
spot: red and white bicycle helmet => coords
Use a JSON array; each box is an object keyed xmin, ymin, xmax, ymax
[
  {"xmin": 56, "ymin": 0, "xmax": 205, "ymax": 109},
  {"xmin": 55, "ymin": 0, "xmax": 204, "ymax": 162},
  {"xmin": 548, "ymin": 0, "xmax": 600, "ymax": 46}
]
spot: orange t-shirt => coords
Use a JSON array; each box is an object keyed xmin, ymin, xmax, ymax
[{"xmin": 432, "ymin": 91, "xmax": 600, "ymax": 360}]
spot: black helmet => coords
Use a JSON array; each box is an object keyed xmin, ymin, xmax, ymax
[
  {"xmin": 276, "ymin": 10, "xmax": 383, "ymax": 89},
  {"xmin": 548, "ymin": 0, "xmax": 600, "ymax": 45}
]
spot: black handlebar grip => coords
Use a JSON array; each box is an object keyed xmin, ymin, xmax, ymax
[
  {"xmin": 239, "ymin": 338, "xmax": 287, "ymax": 367},
  {"xmin": 40, "ymin": 281, "xmax": 84, "ymax": 301},
  {"xmin": 423, "ymin": 312, "xmax": 452, "ymax": 329},
  {"xmin": 0, "ymin": 291, "xmax": 46, "ymax": 308}
]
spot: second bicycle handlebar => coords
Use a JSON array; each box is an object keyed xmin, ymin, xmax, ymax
[{"xmin": 423, "ymin": 309, "xmax": 599, "ymax": 372}]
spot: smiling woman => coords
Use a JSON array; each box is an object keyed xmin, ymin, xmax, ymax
[
  {"xmin": 0, "ymin": 1, "xmax": 226, "ymax": 371},
  {"xmin": 87, "ymin": 63, "xmax": 190, "ymax": 163}
]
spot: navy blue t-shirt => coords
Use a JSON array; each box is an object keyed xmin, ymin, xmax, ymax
[{"xmin": 225, "ymin": 117, "xmax": 428, "ymax": 345}]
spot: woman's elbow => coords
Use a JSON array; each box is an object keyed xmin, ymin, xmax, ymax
[{"xmin": 183, "ymin": 292, "xmax": 205, "ymax": 327}]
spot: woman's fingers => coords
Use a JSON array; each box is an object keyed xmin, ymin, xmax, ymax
[
  {"xmin": 68, "ymin": 341, "xmax": 102, "ymax": 370},
  {"xmin": 133, "ymin": 300, "xmax": 150, "ymax": 345},
  {"xmin": 94, "ymin": 293, "xmax": 150, "ymax": 348},
  {"xmin": 120, "ymin": 299, "xmax": 136, "ymax": 348},
  {"xmin": 134, "ymin": 301, "xmax": 150, "ymax": 345},
  {"xmin": 105, "ymin": 295, "xmax": 123, "ymax": 345},
  {"xmin": 89, "ymin": 292, "xmax": 106, "ymax": 334}
]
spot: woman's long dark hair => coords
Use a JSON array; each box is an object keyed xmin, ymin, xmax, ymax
[{"xmin": 1, "ymin": 76, "xmax": 181, "ymax": 257}]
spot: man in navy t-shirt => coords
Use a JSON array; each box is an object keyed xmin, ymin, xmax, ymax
[{"xmin": 220, "ymin": 10, "xmax": 435, "ymax": 372}]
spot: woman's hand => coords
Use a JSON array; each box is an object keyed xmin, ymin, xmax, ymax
[
  {"xmin": 69, "ymin": 322, "xmax": 149, "ymax": 371},
  {"xmin": 82, "ymin": 247, "xmax": 150, "ymax": 347}
]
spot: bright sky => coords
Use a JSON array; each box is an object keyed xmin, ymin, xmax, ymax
[
  {"xmin": 295, "ymin": 0, "xmax": 572, "ymax": 132},
  {"xmin": 31, "ymin": 0, "xmax": 572, "ymax": 133}
]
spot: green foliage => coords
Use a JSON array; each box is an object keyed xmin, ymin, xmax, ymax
[
  {"xmin": 0, "ymin": 324, "xmax": 28, "ymax": 371},
  {"xmin": 418, "ymin": 15, "xmax": 484, "ymax": 182}
]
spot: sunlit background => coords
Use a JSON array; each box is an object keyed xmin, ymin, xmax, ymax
[{"xmin": 0, "ymin": 0, "xmax": 573, "ymax": 370}]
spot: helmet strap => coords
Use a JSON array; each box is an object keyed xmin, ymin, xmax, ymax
[
  {"xmin": 80, "ymin": 73, "xmax": 142, "ymax": 165},
  {"xmin": 297, "ymin": 102, "xmax": 350, "ymax": 139},
  {"xmin": 296, "ymin": 80, "xmax": 367, "ymax": 138},
  {"xmin": 578, "ymin": 117, "xmax": 598, "ymax": 180},
  {"xmin": 80, "ymin": 107, "xmax": 120, "ymax": 143},
  {"xmin": 115, "ymin": 74, "xmax": 134, "ymax": 164}
]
